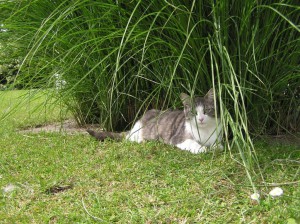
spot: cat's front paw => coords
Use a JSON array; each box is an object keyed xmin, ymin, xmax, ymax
[
  {"xmin": 184, "ymin": 140, "xmax": 207, "ymax": 154},
  {"xmin": 189, "ymin": 145, "xmax": 208, "ymax": 154},
  {"xmin": 176, "ymin": 139, "xmax": 207, "ymax": 154}
]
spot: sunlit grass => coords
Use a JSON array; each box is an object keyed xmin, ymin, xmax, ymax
[
  {"xmin": 0, "ymin": 132, "xmax": 299, "ymax": 223},
  {"xmin": 0, "ymin": 89, "xmax": 69, "ymax": 132}
]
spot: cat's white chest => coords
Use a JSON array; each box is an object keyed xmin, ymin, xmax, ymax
[{"xmin": 185, "ymin": 119, "xmax": 221, "ymax": 146}]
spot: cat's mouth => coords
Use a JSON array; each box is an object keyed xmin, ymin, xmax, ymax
[{"xmin": 197, "ymin": 121, "xmax": 207, "ymax": 126}]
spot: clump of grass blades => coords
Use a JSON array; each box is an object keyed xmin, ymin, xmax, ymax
[{"xmin": 1, "ymin": 0, "xmax": 299, "ymax": 182}]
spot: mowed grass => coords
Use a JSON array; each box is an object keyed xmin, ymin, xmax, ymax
[
  {"xmin": 0, "ymin": 90, "xmax": 299, "ymax": 223},
  {"xmin": 0, "ymin": 89, "xmax": 69, "ymax": 132}
]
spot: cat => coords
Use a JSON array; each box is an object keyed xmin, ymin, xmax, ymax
[{"xmin": 87, "ymin": 88, "xmax": 223, "ymax": 153}]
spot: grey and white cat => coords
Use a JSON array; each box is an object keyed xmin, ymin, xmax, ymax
[{"xmin": 87, "ymin": 88, "xmax": 223, "ymax": 153}]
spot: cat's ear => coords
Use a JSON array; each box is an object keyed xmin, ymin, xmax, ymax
[
  {"xmin": 205, "ymin": 88, "xmax": 215, "ymax": 101},
  {"xmin": 180, "ymin": 93, "xmax": 192, "ymax": 107}
]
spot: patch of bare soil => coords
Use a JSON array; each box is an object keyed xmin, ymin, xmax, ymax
[{"xmin": 18, "ymin": 119, "xmax": 101, "ymax": 134}]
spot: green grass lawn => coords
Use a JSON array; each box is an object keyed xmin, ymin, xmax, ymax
[
  {"xmin": 0, "ymin": 90, "xmax": 299, "ymax": 223},
  {"xmin": 0, "ymin": 89, "xmax": 69, "ymax": 132}
]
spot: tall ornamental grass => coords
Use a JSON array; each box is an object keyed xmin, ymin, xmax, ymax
[{"xmin": 1, "ymin": 0, "xmax": 299, "ymax": 179}]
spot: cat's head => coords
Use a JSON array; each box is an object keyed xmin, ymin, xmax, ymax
[{"xmin": 180, "ymin": 88, "xmax": 219, "ymax": 126}]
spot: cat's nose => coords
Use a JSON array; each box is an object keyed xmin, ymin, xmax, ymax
[{"xmin": 199, "ymin": 117, "xmax": 204, "ymax": 123}]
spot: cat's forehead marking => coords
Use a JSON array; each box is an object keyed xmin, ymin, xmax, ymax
[
  {"xmin": 195, "ymin": 96, "xmax": 214, "ymax": 107},
  {"xmin": 196, "ymin": 105, "xmax": 204, "ymax": 114},
  {"xmin": 194, "ymin": 97, "xmax": 204, "ymax": 106}
]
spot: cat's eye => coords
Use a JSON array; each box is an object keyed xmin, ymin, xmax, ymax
[{"xmin": 204, "ymin": 108, "xmax": 212, "ymax": 114}]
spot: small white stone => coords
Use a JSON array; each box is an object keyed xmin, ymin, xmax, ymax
[
  {"xmin": 250, "ymin": 192, "xmax": 260, "ymax": 201},
  {"xmin": 3, "ymin": 184, "xmax": 17, "ymax": 193},
  {"xmin": 269, "ymin": 187, "xmax": 283, "ymax": 197}
]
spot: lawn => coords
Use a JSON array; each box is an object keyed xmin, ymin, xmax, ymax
[
  {"xmin": 0, "ymin": 90, "xmax": 299, "ymax": 223},
  {"xmin": 0, "ymin": 89, "xmax": 69, "ymax": 132}
]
